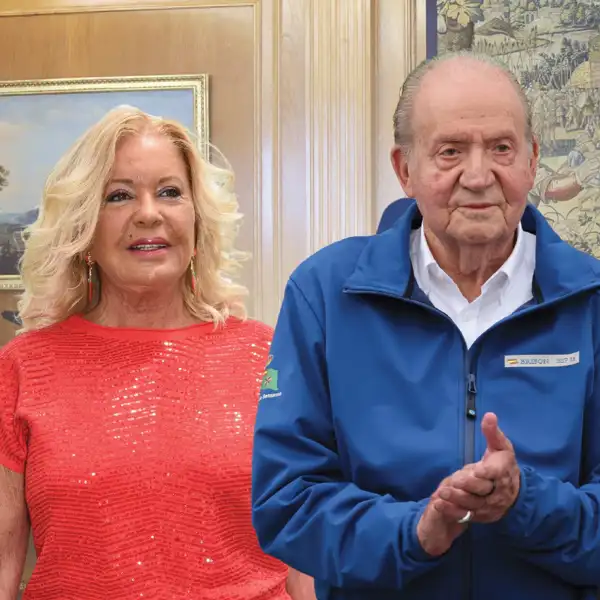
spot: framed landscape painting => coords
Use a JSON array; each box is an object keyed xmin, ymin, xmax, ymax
[
  {"xmin": 428, "ymin": 0, "xmax": 600, "ymax": 257},
  {"xmin": 0, "ymin": 288, "xmax": 19, "ymax": 346},
  {"xmin": 0, "ymin": 74, "xmax": 209, "ymax": 291}
]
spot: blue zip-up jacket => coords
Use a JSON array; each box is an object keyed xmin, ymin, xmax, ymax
[{"xmin": 252, "ymin": 203, "xmax": 600, "ymax": 600}]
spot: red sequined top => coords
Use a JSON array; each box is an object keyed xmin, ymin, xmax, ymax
[{"xmin": 0, "ymin": 315, "xmax": 289, "ymax": 600}]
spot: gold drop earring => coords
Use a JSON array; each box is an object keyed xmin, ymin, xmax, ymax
[
  {"xmin": 85, "ymin": 252, "xmax": 94, "ymax": 303},
  {"xmin": 190, "ymin": 249, "xmax": 197, "ymax": 294}
]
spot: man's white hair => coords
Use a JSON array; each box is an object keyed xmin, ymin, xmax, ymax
[{"xmin": 393, "ymin": 51, "xmax": 534, "ymax": 154}]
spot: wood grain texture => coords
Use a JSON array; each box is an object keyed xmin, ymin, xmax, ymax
[
  {"xmin": 374, "ymin": 0, "xmax": 424, "ymax": 221},
  {"xmin": 306, "ymin": 0, "xmax": 374, "ymax": 253},
  {"xmin": 0, "ymin": 0, "xmax": 257, "ymax": 17}
]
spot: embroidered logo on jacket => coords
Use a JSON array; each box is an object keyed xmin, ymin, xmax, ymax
[{"xmin": 261, "ymin": 355, "xmax": 279, "ymax": 391}]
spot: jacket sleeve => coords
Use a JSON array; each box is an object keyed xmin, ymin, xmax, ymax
[
  {"xmin": 251, "ymin": 277, "xmax": 442, "ymax": 589},
  {"xmin": 495, "ymin": 333, "xmax": 600, "ymax": 586}
]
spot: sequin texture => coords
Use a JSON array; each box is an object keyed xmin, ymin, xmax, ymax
[{"xmin": 0, "ymin": 315, "xmax": 288, "ymax": 600}]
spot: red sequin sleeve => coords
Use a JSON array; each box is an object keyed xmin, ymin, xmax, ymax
[{"xmin": 0, "ymin": 350, "xmax": 28, "ymax": 473}]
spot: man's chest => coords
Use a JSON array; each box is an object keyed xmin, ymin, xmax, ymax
[{"xmin": 326, "ymin": 302, "xmax": 593, "ymax": 499}]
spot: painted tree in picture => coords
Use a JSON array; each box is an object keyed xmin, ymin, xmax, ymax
[{"xmin": 0, "ymin": 165, "xmax": 8, "ymax": 191}]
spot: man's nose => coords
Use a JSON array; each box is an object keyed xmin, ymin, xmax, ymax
[{"xmin": 459, "ymin": 150, "xmax": 495, "ymax": 191}]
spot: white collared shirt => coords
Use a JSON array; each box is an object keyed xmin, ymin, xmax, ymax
[{"xmin": 409, "ymin": 224, "xmax": 536, "ymax": 348}]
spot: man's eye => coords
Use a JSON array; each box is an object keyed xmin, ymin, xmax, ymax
[{"xmin": 441, "ymin": 148, "xmax": 459, "ymax": 157}]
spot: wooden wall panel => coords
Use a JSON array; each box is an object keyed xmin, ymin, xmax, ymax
[
  {"xmin": 374, "ymin": 0, "xmax": 427, "ymax": 220},
  {"xmin": 0, "ymin": 0, "xmax": 254, "ymax": 15},
  {"xmin": 272, "ymin": 0, "xmax": 375, "ymax": 308}
]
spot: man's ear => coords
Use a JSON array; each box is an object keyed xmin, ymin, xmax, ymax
[
  {"xmin": 390, "ymin": 145, "xmax": 413, "ymax": 197},
  {"xmin": 529, "ymin": 135, "xmax": 540, "ymax": 178}
]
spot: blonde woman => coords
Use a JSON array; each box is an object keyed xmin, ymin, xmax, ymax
[{"xmin": 0, "ymin": 106, "xmax": 310, "ymax": 600}]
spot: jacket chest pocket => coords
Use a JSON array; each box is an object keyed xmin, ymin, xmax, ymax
[{"xmin": 477, "ymin": 355, "xmax": 589, "ymax": 482}]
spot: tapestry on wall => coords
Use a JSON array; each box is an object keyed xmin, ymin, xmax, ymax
[{"xmin": 429, "ymin": 0, "xmax": 600, "ymax": 257}]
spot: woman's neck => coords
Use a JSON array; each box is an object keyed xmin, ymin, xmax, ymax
[{"xmin": 84, "ymin": 286, "xmax": 198, "ymax": 329}]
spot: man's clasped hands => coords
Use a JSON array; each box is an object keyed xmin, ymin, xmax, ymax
[{"xmin": 417, "ymin": 412, "xmax": 521, "ymax": 556}]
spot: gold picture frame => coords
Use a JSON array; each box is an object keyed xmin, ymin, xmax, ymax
[{"xmin": 0, "ymin": 74, "xmax": 209, "ymax": 291}]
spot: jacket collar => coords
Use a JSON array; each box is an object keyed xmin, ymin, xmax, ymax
[{"xmin": 344, "ymin": 200, "xmax": 600, "ymax": 304}]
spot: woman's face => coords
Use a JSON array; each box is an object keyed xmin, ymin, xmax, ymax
[{"xmin": 90, "ymin": 132, "xmax": 196, "ymax": 295}]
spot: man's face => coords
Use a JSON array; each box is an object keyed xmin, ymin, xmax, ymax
[{"xmin": 392, "ymin": 61, "xmax": 539, "ymax": 250}]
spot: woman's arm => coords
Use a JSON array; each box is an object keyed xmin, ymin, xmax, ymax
[{"xmin": 0, "ymin": 466, "xmax": 29, "ymax": 600}]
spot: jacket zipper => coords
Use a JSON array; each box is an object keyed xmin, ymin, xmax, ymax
[
  {"xmin": 464, "ymin": 369, "xmax": 477, "ymax": 600},
  {"xmin": 465, "ymin": 372, "xmax": 477, "ymax": 463}
]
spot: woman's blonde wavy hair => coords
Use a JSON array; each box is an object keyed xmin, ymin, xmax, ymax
[{"xmin": 18, "ymin": 105, "xmax": 248, "ymax": 332}]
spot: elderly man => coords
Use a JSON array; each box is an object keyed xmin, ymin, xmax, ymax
[{"xmin": 251, "ymin": 52, "xmax": 600, "ymax": 599}]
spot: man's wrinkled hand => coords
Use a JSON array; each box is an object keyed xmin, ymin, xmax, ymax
[
  {"xmin": 416, "ymin": 468, "xmax": 482, "ymax": 557},
  {"xmin": 417, "ymin": 413, "xmax": 520, "ymax": 555},
  {"xmin": 432, "ymin": 463, "xmax": 493, "ymax": 520},
  {"xmin": 440, "ymin": 413, "xmax": 521, "ymax": 524}
]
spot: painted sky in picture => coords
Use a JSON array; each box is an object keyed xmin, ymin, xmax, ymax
[{"xmin": 0, "ymin": 89, "xmax": 195, "ymax": 220}]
